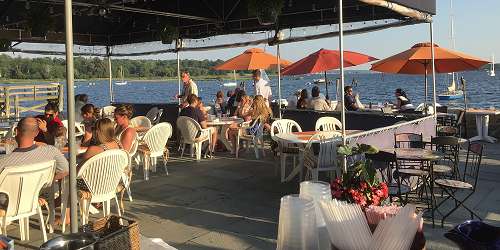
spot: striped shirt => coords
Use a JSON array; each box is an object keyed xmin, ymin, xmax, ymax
[{"xmin": 0, "ymin": 144, "xmax": 69, "ymax": 174}]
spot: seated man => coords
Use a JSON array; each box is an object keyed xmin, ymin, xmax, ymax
[
  {"xmin": 308, "ymin": 86, "xmax": 332, "ymax": 111},
  {"xmin": 344, "ymin": 86, "xmax": 359, "ymax": 111},
  {"xmin": 179, "ymin": 94, "xmax": 218, "ymax": 153},
  {"xmin": 35, "ymin": 103, "xmax": 65, "ymax": 145},
  {"xmin": 0, "ymin": 117, "xmax": 69, "ymax": 179}
]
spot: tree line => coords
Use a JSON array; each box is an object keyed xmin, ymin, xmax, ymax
[{"xmin": 0, "ymin": 54, "xmax": 244, "ymax": 80}]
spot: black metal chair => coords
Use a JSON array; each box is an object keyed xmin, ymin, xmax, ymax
[
  {"xmin": 434, "ymin": 143, "xmax": 483, "ymax": 227},
  {"xmin": 395, "ymin": 133, "xmax": 424, "ymax": 149},
  {"xmin": 430, "ymin": 136, "xmax": 460, "ymax": 179},
  {"xmin": 366, "ymin": 151, "xmax": 410, "ymax": 205}
]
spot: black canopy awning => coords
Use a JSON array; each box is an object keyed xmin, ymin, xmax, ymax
[{"xmin": 0, "ymin": 0, "xmax": 436, "ymax": 46}]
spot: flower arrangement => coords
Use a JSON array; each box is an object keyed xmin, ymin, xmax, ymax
[
  {"xmin": 331, "ymin": 144, "xmax": 389, "ymax": 207},
  {"xmin": 248, "ymin": 0, "xmax": 284, "ymax": 26}
]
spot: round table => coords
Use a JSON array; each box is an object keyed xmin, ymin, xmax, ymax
[
  {"xmin": 206, "ymin": 117, "xmax": 244, "ymax": 153},
  {"xmin": 380, "ymin": 148, "xmax": 441, "ymax": 161},
  {"xmin": 273, "ymin": 130, "xmax": 361, "ymax": 145}
]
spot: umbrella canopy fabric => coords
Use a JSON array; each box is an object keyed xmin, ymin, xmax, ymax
[
  {"xmin": 281, "ymin": 48, "xmax": 378, "ymax": 75},
  {"xmin": 213, "ymin": 48, "xmax": 292, "ymax": 70},
  {"xmin": 370, "ymin": 42, "xmax": 489, "ymax": 74}
]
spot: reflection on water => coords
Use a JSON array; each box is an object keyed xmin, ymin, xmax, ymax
[{"xmin": 1, "ymin": 71, "xmax": 498, "ymax": 112}]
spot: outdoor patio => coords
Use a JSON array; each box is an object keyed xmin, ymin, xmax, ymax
[{"xmin": 7, "ymin": 140, "xmax": 500, "ymax": 249}]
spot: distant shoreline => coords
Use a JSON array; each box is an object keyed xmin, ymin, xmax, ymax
[{"xmin": 0, "ymin": 75, "xmax": 255, "ymax": 84}]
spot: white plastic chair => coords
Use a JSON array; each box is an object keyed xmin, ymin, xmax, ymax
[
  {"xmin": 130, "ymin": 116, "xmax": 152, "ymax": 129},
  {"xmin": 77, "ymin": 149, "xmax": 129, "ymax": 225},
  {"xmin": 137, "ymin": 122, "xmax": 172, "ymax": 180},
  {"xmin": 5, "ymin": 122, "xmax": 18, "ymax": 138},
  {"xmin": 176, "ymin": 116, "xmax": 211, "ymax": 161},
  {"xmin": 315, "ymin": 117, "xmax": 342, "ymax": 132},
  {"xmin": 270, "ymin": 119, "xmax": 302, "ymax": 182},
  {"xmin": 120, "ymin": 133, "xmax": 139, "ymax": 206},
  {"xmin": 0, "ymin": 160, "xmax": 55, "ymax": 242},
  {"xmin": 302, "ymin": 133, "xmax": 342, "ymax": 181},
  {"xmin": 62, "ymin": 120, "xmax": 85, "ymax": 138},
  {"xmin": 101, "ymin": 105, "xmax": 116, "ymax": 118},
  {"xmin": 236, "ymin": 119, "xmax": 265, "ymax": 159},
  {"xmin": 145, "ymin": 107, "xmax": 164, "ymax": 125}
]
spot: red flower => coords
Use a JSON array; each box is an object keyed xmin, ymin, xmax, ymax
[
  {"xmin": 371, "ymin": 195, "xmax": 380, "ymax": 206},
  {"xmin": 359, "ymin": 181, "xmax": 368, "ymax": 190},
  {"xmin": 333, "ymin": 190, "xmax": 343, "ymax": 199},
  {"xmin": 374, "ymin": 189, "xmax": 384, "ymax": 197}
]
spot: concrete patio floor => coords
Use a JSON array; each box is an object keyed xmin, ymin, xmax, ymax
[{"xmin": 8, "ymin": 142, "xmax": 500, "ymax": 249}]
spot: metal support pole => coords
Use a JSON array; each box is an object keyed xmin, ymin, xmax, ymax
[
  {"xmin": 276, "ymin": 43, "xmax": 282, "ymax": 119},
  {"xmin": 177, "ymin": 50, "xmax": 181, "ymax": 105},
  {"xmin": 108, "ymin": 55, "xmax": 113, "ymax": 103},
  {"xmin": 338, "ymin": 0, "xmax": 347, "ymax": 173},
  {"xmin": 430, "ymin": 22, "xmax": 437, "ymax": 118},
  {"xmin": 64, "ymin": 0, "xmax": 78, "ymax": 233}
]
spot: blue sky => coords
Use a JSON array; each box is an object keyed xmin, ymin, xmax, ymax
[{"xmin": 4, "ymin": 0, "xmax": 499, "ymax": 69}]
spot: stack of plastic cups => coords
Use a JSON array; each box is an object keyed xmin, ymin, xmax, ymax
[
  {"xmin": 277, "ymin": 195, "xmax": 319, "ymax": 250},
  {"xmin": 299, "ymin": 181, "xmax": 332, "ymax": 250}
]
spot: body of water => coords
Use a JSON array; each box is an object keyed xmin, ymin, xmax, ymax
[{"xmin": 2, "ymin": 70, "xmax": 499, "ymax": 112}]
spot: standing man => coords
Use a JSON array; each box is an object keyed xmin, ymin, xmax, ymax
[
  {"xmin": 175, "ymin": 71, "xmax": 199, "ymax": 106},
  {"xmin": 252, "ymin": 69, "xmax": 272, "ymax": 106}
]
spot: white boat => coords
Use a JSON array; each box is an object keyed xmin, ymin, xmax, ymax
[
  {"xmin": 223, "ymin": 82, "xmax": 237, "ymax": 87},
  {"xmin": 313, "ymin": 79, "xmax": 326, "ymax": 84},
  {"xmin": 490, "ymin": 54, "xmax": 496, "ymax": 77},
  {"xmin": 115, "ymin": 66, "xmax": 127, "ymax": 85}
]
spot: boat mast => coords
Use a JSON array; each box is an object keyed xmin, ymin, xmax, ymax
[{"xmin": 449, "ymin": 0, "xmax": 456, "ymax": 88}]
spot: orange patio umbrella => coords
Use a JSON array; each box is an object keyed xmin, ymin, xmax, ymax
[
  {"xmin": 282, "ymin": 48, "xmax": 378, "ymax": 99},
  {"xmin": 213, "ymin": 48, "xmax": 292, "ymax": 70},
  {"xmin": 371, "ymin": 42, "xmax": 489, "ymax": 103}
]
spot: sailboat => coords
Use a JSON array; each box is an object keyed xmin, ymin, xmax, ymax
[
  {"xmin": 115, "ymin": 66, "xmax": 128, "ymax": 86},
  {"xmin": 490, "ymin": 54, "xmax": 496, "ymax": 77},
  {"xmin": 438, "ymin": 0, "xmax": 463, "ymax": 101}
]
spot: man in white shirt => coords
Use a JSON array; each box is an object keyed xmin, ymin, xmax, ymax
[
  {"xmin": 175, "ymin": 71, "xmax": 199, "ymax": 106},
  {"xmin": 252, "ymin": 69, "xmax": 272, "ymax": 106},
  {"xmin": 308, "ymin": 86, "xmax": 332, "ymax": 111}
]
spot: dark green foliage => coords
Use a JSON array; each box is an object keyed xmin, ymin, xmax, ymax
[{"xmin": 0, "ymin": 55, "xmax": 228, "ymax": 80}]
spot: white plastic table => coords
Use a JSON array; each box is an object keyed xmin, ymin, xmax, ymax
[
  {"xmin": 466, "ymin": 109, "xmax": 500, "ymax": 143},
  {"xmin": 207, "ymin": 117, "xmax": 244, "ymax": 153}
]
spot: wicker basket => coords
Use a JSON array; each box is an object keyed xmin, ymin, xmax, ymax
[{"xmin": 84, "ymin": 215, "xmax": 140, "ymax": 250}]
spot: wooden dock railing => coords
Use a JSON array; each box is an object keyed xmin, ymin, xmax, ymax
[{"xmin": 0, "ymin": 83, "xmax": 63, "ymax": 118}]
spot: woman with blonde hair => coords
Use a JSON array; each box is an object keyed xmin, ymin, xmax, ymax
[
  {"xmin": 79, "ymin": 118, "xmax": 122, "ymax": 162},
  {"xmin": 114, "ymin": 104, "xmax": 137, "ymax": 153}
]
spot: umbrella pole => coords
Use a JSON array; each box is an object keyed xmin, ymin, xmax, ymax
[
  {"xmin": 277, "ymin": 43, "xmax": 282, "ymax": 119},
  {"xmin": 324, "ymin": 71, "xmax": 329, "ymax": 100},
  {"xmin": 64, "ymin": 0, "xmax": 78, "ymax": 233},
  {"xmin": 338, "ymin": 0, "xmax": 347, "ymax": 173},
  {"xmin": 177, "ymin": 49, "xmax": 181, "ymax": 105},
  {"xmin": 424, "ymin": 66, "xmax": 428, "ymax": 110},
  {"xmin": 107, "ymin": 52, "xmax": 113, "ymax": 104},
  {"xmin": 430, "ymin": 22, "xmax": 437, "ymax": 118},
  {"xmin": 233, "ymin": 70, "xmax": 237, "ymax": 83}
]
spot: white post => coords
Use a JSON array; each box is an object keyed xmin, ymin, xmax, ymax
[
  {"xmin": 64, "ymin": 0, "xmax": 78, "ymax": 233},
  {"xmin": 108, "ymin": 55, "xmax": 113, "ymax": 103},
  {"xmin": 339, "ymin": 0, "xmax": 347, "ymax": 173},
  {"xmin": 176, "ymin": 45, "xmax": 181, "ymax": 105},
  {"xmin": 277, "ymin": 43, "xmax": 282, "ymax": 119},
  {"xmin": 430, "ymin": 22, "xmax": 437, "ymax": 118}
]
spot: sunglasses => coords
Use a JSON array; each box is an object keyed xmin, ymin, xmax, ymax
[{"xmin": 45, "ymin": 113, "xmax": 55, "ymax": 117}]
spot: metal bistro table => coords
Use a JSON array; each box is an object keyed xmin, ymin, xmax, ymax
[
  {"xmin": 206, "ymin": 117, "xmax": 244, "ymax": 153},
  {"xmin": 273, "ymin": 130, "xmax": 361, "ymax": 182},
  {"xmin": 380, "ymin": 147, "xmax": 442, "ymax": 225}
]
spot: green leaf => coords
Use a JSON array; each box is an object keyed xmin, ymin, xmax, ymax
[
  {"xmin": 337, "ymin": 145, "xmax": 353, "ymax": 156},
  {"xmin": 358, "ymin": 144, "xmax": 379, "ymax": 154}
]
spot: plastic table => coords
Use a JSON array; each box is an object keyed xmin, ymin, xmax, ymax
[{"xmin": 466, "ymin": 109, "xmax": 500, "ymax": 143}]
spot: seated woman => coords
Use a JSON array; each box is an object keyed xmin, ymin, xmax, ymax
[
  {"xmin": 395, "ymin": 88, "xmax": 415, "ymax": 111},
  {"xmin": 235, "ymin": 92, "xmax": 252, "ymax": 122},
  {"xmin": 80, "ymin": 103, "xmax": 97, "ymax": 146},
  {"xmin": 79, "ymin": 118, "xmax": 122, "ymax": 163},
  {"xmin": 297, "ymin": 89, "xmax": 309, "ymax": 109},
  {"xmin": 214, "ymin": 90, "xmax": 226, "ymax": 115},
  {"xmin": 114, "ymin": 104, "xmax": 138, "ymax": 153},
  {"xmin": 228, "ymin": 95, "xmax": 272, "ymax": 153}
]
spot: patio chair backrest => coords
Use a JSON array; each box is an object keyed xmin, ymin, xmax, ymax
[
  {"xmin": 130, "ymin": 116, "xmax": 152, "ymax": 129},
  {"xmin": 315, "ymin": 116, "xmax": 342, "ymax": 132},
  {"xmin": 61, "ymin": 120, "xmax": 85, "ymax": 138},
  {"xmin": 270, "ymin": 119, "xmax": 302, "ymax": 137},
  {"xmin": 77, "ymin": 149, "xmax": 129, "ymax": 202},
  {"xmin": 5, "ymin": 122, "xmax": 18, "ymax": 138},
  {"xmin": 431, "ymin": 136, "xmax": 460, "ymax": 165},
  {"xmin": 101, "ymin": 106, "xmax": 116, "ymax": 118},
  {"xmin": 464, "ymin": 143, "xmax": 483, "ymax": 190},
  {"xmin": 394, "ymin": 133, "xmax": 424, "ymax": 149},
  {"xmin": 0, "ymin": 160, "xmax": 55, "ymax": 218},
  {"xmin": 143, "ymin": 122, "xmax": 172, "ymax": 158},
  {"xmin": 146, "ymin": 107, "xmax": 164, "ymax": 125},
  {"xmin": 317, "ymin": 133, "xmax": 342, "ymax": 169},
  {"xmin": 436, "ymin": 126, "xmax": 459, "ymax": 137},
  {"xmin": 365, "ymin": 151, "xmax": 398, "ymax": 184},
  {"xmin": 176, "ymin": 116, "xmax": 202, "ymax": 144}
]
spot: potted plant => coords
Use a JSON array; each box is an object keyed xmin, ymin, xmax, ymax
[
  {"xmin": 158, "ymin": 24, "xmax": 178, "ymax": 45},
  {"xmin": 26, "ymin": 9, "xmax": 54, "ymax": 38},
  {"xmin": 331, "ymin": 144, "xmax": 389, "ymax": 208},
  {"xmin": 0, "ymin": 39, "xmax": 10, "ymax": 52},
  {"xmin": 248, "ymin": 0, "xmax": 284, "ymax": 26}
]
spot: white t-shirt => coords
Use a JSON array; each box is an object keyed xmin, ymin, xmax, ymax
[{"xmin": 255, "ymin": 79, "xmax": 272, "ymax": 103}]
